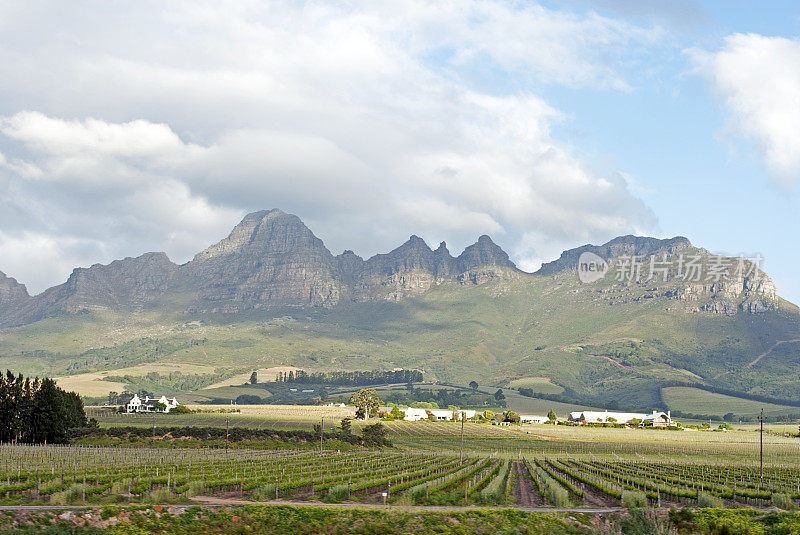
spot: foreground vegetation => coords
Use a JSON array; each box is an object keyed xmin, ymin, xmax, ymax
[{"xmin": 6, "ymin": 505, "xmax": 800, "ymax": 534}]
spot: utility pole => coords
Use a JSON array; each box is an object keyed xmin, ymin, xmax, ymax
[
  {"xmin": 225, "ymin": 414, "xmax": 229, "ymax": 454},
  {"xmin": 320, "ymin": 417, "xmax": 324, "ymax": 453},
  {"xmin": 460, "ymin": 412, "xmax": 465, "ymax": 461},
  {"xmin": 760, "ymin": 408, "xmax": 764, "ymax": 488},
  {"xmin": 152, "ymin": 410, "xmax": 156, "ymax": 445}
]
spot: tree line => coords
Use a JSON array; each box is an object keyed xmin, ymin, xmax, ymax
[
  {"xmin": 275, "ymin": 369, "xmax": 423, "ymax": 386},
  {"xmin": 0, "ymin": 370, "xmax": 87, "ymax": 444}
]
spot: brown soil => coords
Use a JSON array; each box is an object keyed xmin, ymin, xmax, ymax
[{"xmin": 511, "ymin": 461, "xmax": 543, "ymax": 506}]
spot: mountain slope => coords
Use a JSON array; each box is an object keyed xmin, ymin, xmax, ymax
[{"xmin": 0, "ymin": 211, "xmax": 797, "ymax": 410}]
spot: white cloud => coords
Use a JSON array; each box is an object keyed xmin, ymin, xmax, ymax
[
  {"xmin": 690, "ymin": 33, "xmax": 800, "ymax": 187},
  {"xmin": 0, "ymin": 1, "xmax": 660, "ymax": 292}
]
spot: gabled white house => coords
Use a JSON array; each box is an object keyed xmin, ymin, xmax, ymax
[{"xmin": 569, "ymin": 410, "xmax": 672, "ymax": 426}]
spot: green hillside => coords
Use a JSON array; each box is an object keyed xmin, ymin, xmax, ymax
[{"xmin": 2, "ymin": 269, "xmax": 798, "ymax": 412}]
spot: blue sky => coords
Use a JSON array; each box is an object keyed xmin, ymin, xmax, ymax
[
  {"xmin": 0, "ymin": 1, "xmax": 798, "ymax": 305},
  {"xmin": 538, "ymin": 1, "xmax": 800, "ymax": 303}
]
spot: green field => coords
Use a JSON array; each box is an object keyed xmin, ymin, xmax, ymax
[
  {"xmin": 661, "ymin": 386, "xmax": 800, "ymax": 418},
  {"xmin": 507, "ymin": 376, "xmax": 565, "ymax": 394}
]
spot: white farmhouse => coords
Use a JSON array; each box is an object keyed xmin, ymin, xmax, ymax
[
  {"xmin": 520, "ymin": 415, "xmax": 550, "ymax": 424},
  {"xmin": 569, "ymin": 410, "xmax": 672, "ymax": 427},
  {"xmin": 126, "ymin": 394, "xmax": 180, "ymax": 413},
  {"xmin": 401, "ymin": 408, "xmax": 477, "ymax": 421}
]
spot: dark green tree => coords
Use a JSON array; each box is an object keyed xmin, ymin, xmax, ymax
[
  {"xmin": 250, "ymin": 371, "xmax": 258, "ymax": 385},
  {"xmin": 361, "ymin": 422, "xmax": 390, "ymax": 446},
  {"xmin": 339, "ymin": 417, "xmax": 352, "ymax": 435}
]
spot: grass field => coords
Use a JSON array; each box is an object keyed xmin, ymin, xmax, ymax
[
  {"xmin": 507, "ymin": 376, "xmax": 565, "ymax": 394},
  {"xmin": 661, "ymin": 386, "xmax": 799, "ymax": 418},
  {"xmin": 55, "ymin": 362, "xmax": 220, "ymax": 397}
]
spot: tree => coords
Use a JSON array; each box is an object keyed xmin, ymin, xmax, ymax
[
  {"xmin": 235, "ymin": 394, "xmax": 262, "ymax": 405},
  {"xmin": 361, "ymin": 422, "xmax": 390, "ymax": 446},
  {"xmin": 483, "ymin": 410, "xmax": 495, "ymax": 421},
  {"xmin": 28, "ymin": 378, "xmax": 73, "ymax": 444},
  {"xmin": 152, "ymin": 401, "xmax": 167, "ymax": 412},
  {"xmin": 390, "ymin": 405, "xmax": 404, "ymax": 420},
  {"xmin": 494, "ymin": 389, "xmax": 505, "ymax": 402},
  {"xmin": 249, "ymin": 371, "xmax": 258, "ymax": 385},
  {"xmin": 469, "ymin": 381, "xmax": 479, "ymax": 390},
  {"xmin": 723, "ymin": 412, "xmax": 736, "ymax": 422},
  {"xmin": 170, "ymin": 404, "xmax": 192, "ymax": 414},
  {"xmin": 504, "ymin": 410, "xmax": 520, "ymax": 423},
  {"xmin": 349, "ymin": 388, "xmax": 381, "ymax": 420},
  {"xmin": 340, "ymin": 417, "xmax": 352, "ymax": 435},
  {"xmin": 547, "ymin": 409, "xmax": 557, "ymax": 422}
]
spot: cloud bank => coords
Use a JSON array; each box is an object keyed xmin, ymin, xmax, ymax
[
  {"xmin": 691, "ymin": 33, "xmax": 800, "ymax": 187},
  {"xmin": 0, "ymin": 1, "xmax": 660, "ymax": 293}
]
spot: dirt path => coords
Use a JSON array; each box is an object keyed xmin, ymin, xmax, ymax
[
  {"xmin": 511, "ymin": 461, "xmax": 542, "ymax": 507},
  {"xmin": 189, "ymin": 495, "xmax": 621, "ymax": 513},
  {"xmin": 746, "ymin": 339, "xmax": 800, "ymax": 368}
]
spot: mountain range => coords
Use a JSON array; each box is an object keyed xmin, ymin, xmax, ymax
[{"xmin": 0, "ymin": 209, "xmax": 798, "ymax": 411}]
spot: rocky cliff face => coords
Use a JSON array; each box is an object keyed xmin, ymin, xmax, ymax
[
  {"xmin": 181, "ymin": 209, "xmax": 342, "ymax": 311},
  {"xmin": 0, "ymin": 271, "xmax": 30, "ymax": 312},
  {"xmin": 2, "ymin": 253, "xmax": 178, "ymax": 326},
  {"xmin": 536, "ymin": 235, "xmax": 693, "ymax": 276},
  {"xmin": 0, "ymin": 211, "xmax": 783, "ymax": 326},
  {"xmin": 350, "ymin": 234, "xmax": 518, "ymax": 301},
  {"xmin": 537, "ymin": 235, "xmax": 778, "ymax": 315}
]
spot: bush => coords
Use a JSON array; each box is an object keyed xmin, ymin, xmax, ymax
[
  {"xmin": 619, "ymin": 508, "xmax": 674, "ymax": 535},
  {"xmin": 169, "ymin": 404, "xmax": 192, "ymax": 414},
  {"xmin": 773, "ymin": 493, "xmax": 797, "ymax": 510},
  {"xmin": 621, "ymin": 489, "xmax": 648, "ymax": 508},
  {"xmin": 186, "ymin": 480, "xmax": 206, "ymax": 497},
  {"xmin": 50, "ymin": 484, "xmax": 85, "ymax": 505},
  {"xmin": 146, "ymin": 487, "xmax": 178, "ymax": 504},
  {"xmin": 324, "ymin": 484, "xmax": 350, "ymax": 503},
  {"xmin": 251, "ymin": 484, "xmax": 277, "ymax": 501},
  {"xmin": 697, "ymin": 492, "xmax": 724, "ymax": 508},
  {"xmin": 110, "ymin": 478, "xmax": 132, "ymax": 495}
]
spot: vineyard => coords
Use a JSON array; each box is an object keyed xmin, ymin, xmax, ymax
[{"xmin": 0, "ymin": 441, "xmax": 799, "ymax": 511}]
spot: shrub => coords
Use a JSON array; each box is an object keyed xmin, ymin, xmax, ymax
[
  {"xmin": 619, "ymin": 508, "xmax": 674, "ymax": 535},
  {"xmin": 621, "ymin": 489, "xmax": 648, "ymax": 508},
  {"xmin": 324, "ymin": 484, "xmax": 350, "ymax": 503},
  {"xmin": 697, "ymin": 492, "xmax": 724, "ymax": 508},
  {"xmin": 251, "ymin": 484, "xmax": 277, "ymax": 501},
  {"xmin": 110, "ymin": 478, "xmax": 132, "ymax": 495},
  {"xmin": 146, "ymin": 487, "xmax": 178, "ymax": 504},
  {"xmin": 49, "ymin": 484, "xmax": 85, "ymax": 505},
  {"xmin": 186, "ymin": 480, "xmax": 206, "ymax": 497},
  {"xmin": 773, "ymin": 493, "xmax": 797, "ymax": 510}
]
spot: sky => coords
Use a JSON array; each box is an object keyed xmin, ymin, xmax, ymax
[{"xmin": 0, "ymin": 1, "xmax": 798, "ymax": 305}]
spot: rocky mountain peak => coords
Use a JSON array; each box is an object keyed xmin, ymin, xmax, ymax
[
  {"xmin": 191, "ymin": 209, "xmax": 323, "ymax": 262},
  {"xmin": 456, "ymin": 235, "xmax": 516, "ymax": 272},
  {"xmin": 536, "ymin": 235, "xmax": 693, "ymax": 276},
  {"xmin": 183, "ymin": 210, "xmax": 341, "ymax": 310},
  {"xmin": 0, "ymin": 271, "xmax": 30, "ymax": 308}
]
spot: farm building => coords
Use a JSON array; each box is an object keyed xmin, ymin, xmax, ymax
[
  {"xmin": 569, "ymin": 410, "xmax": 672, "ymax": 426},
  {"xmin": 126, "ymin": 394, "xmax": 180, "ymax": 413},
  {"xmin": 401, "ymin": 408, "xmax": 477, "ymax": 421},
  {"xmin": 519, "ymin": 415, "xmax": 550, "ymax": 424}
]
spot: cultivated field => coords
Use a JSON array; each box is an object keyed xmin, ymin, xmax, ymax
[{"xmin": 661, "ymin": 386, "xmax": 800, "ymax": 418}]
